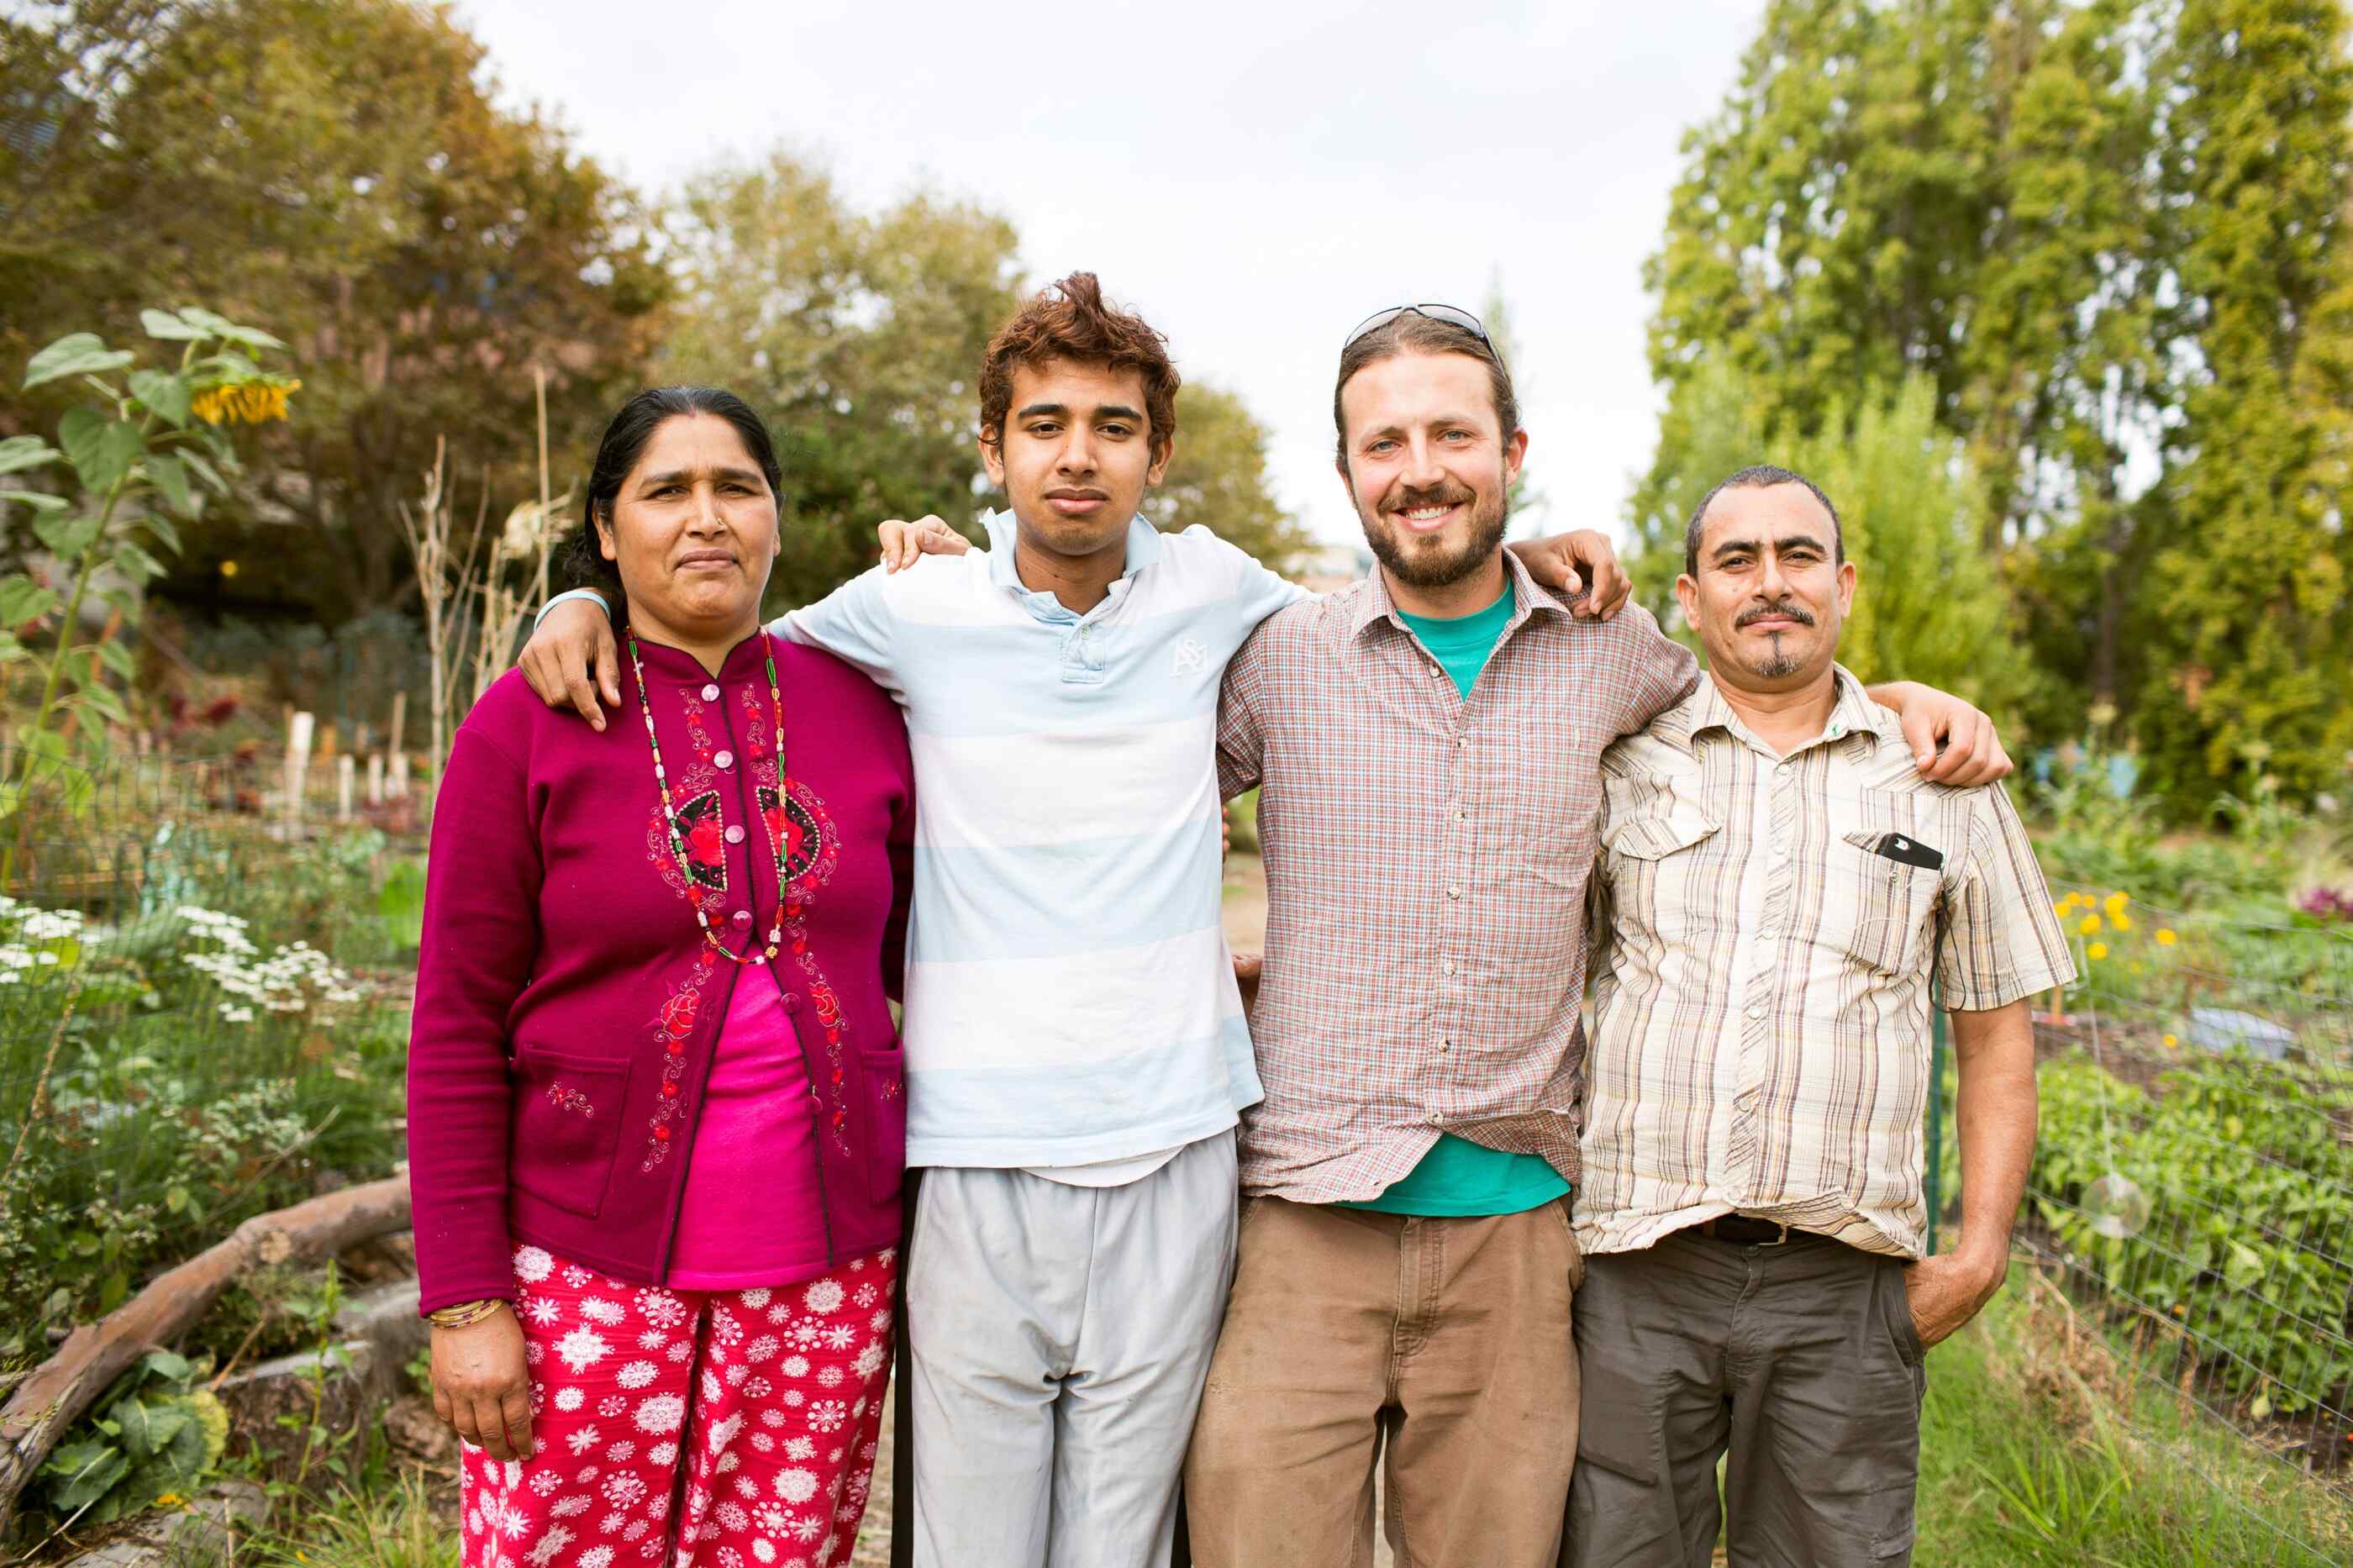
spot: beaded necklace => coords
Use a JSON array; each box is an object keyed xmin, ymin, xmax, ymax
[{"xmin": 625, "ymin": 627, "xmax": 787, "ymax": 965}]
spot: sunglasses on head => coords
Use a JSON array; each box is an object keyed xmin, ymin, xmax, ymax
[{"xmin": 1341, "ymin": 303, "xmax": 1506, "ymax": 371}]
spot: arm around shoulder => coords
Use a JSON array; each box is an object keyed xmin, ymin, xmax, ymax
[{"xmin": 1606, "ymin": 604, "xmax": 1702, "ymax": 737}]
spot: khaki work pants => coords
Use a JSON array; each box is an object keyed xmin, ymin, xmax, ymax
[{"xmin": 1183, "ymin": 1195, "xmax": 1584, "ymax": 1568}]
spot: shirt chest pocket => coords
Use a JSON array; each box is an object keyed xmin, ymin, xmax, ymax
[
  {"xmin": 1833, "ymin": 794, "xmax": 1947, "ymax": 976},
  {"xmin": 1599, "ymin": 782, "xmax": 1720, "ymax": 938}
]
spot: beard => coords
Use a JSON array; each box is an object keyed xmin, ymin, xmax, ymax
[{"xmin": 1360, "ymin": 477, "xmax": 1509, "ymax": 590}]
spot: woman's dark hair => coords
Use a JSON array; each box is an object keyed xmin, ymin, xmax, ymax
[{"xmin": 560, "ymin": 387, "xmax": 785, "ymax": 597}]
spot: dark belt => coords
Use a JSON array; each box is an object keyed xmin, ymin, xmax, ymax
[{"xmin": 1685, "ymin": 1213, "xmax": 1795, "ymax": 1246}]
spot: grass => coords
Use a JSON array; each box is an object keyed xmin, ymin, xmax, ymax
[
  {"xmin": 250, "ymin": 1465, "xmax": 455, "ymax": 1568},
  {"xmin": 1915, "ymin": 1266, "xmax": 2350, "ymax": 1565}
]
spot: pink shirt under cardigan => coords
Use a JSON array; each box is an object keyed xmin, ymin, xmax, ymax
[
  {"xmin": 408, "ymin": 634, "xmax": 915, "ymax": 1314},
  {"xmin": 666, "ymin": 965, "xmax": 829, "ymax": 1288}
]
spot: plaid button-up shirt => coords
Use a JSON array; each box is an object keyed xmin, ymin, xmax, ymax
[
  {"xmin": 1577, "ymin": 668, "xmax": 2075, "ymax": 1259},
  {"xmin": 1217, "ymin": 551, "xmax": 1699, "ymax": 1203}
]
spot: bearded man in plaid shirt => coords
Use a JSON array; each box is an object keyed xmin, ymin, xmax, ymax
[{"xmin": 1181, "ymin": 313, "xmax": 2014, "ymax": 1568}]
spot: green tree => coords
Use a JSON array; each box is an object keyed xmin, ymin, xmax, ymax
[
  {"xmin": 2137, "ymin": 0, "xmax": 2353, "ymax": 807},
  {"xmin": 1634, "ymin": 0, "xmax": 2353, "ymax": 807},
  {"xmin": 1144, "ymin": 384, "xmax": 1310, "ymax": 571},
  {"xmin": 660, "ymin": 151, "xmax": 1023, "ymax": 610},
  {"xmin": 1634, "ymin": 365, "xmax": 2027, "ymax": 720},
  {"xmin": 1, "ymin": 0, "xmax": 669, "ymax": 617}
]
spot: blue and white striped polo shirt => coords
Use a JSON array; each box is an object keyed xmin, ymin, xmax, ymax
[{"xmin": 779, "ymin": 509, "xmax": 1307, "ymax": 1169}]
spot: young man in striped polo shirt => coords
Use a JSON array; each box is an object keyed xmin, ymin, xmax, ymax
[{"xmin": 519, "ymin": 276, "xmax": 1629, "ymax": 1567}]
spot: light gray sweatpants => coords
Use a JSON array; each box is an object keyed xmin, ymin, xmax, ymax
[{"xmin": 905, "ymin": 1130, "xmax": 1239, "ymax": 1568}]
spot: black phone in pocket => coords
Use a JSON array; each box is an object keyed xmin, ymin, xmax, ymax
[{"xmin": 1871, "ymin": 832, "xmax": 1944, "ymax": 871}]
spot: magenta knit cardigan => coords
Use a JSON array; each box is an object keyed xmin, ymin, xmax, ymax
[{"xmin": 407, "ymin": 634, "xmax": 914, "ymax": 1313}]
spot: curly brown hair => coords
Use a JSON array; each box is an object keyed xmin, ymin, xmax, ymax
[{"xmin": 979, "ymin": 272, "xmax": 1180, "ymax": 460}]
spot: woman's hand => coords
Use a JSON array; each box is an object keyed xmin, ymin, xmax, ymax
[
  {"xmin": 518, "ymin": 599, "xmax": 624, "ymax": 729},
  {"xmin": 430, "ymin": 1306, "xmax": 535, "ymax": 1460},
  {"xmin": 878, "ymin": 515, "xmax": 972, "ymax": 572}
]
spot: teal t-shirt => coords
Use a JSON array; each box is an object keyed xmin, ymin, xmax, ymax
[{"xmin": 1338, "ymin": 587, "xmax": 1574, "ymax": 1218}]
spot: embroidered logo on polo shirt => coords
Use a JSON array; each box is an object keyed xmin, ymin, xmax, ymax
[{"xmin": 1171, "ymin": 637, "xmax": 1208, "ymax": 676}]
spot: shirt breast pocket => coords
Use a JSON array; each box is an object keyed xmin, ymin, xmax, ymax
[
  {"xmin": 1598, "ymin": 782, "xmax": 1719, "ymax": 938},
  {"xmin": 1835, "ymin": 807, "xmax": 1946, "ymax": 976}
]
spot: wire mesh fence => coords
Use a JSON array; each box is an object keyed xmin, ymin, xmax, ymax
[
  {"xmin": 0, "ymin": 747, "xmax": 424, "ymax": 1366},
  {"xmin": 1995, "ymin": 878, "xmax": 2353, "ymax": 1562}
]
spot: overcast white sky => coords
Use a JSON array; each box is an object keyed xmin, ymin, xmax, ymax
[{"xmin": 454, "ymin": 0, "xmax": 1764, "ymax": 547}]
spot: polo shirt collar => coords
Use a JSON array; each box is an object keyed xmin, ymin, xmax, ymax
[{"xmin": 982, "ymin": 507, "xmax": 1161, "ymax": 597}]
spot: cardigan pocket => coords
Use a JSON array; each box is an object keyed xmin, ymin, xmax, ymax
[
  {"xmin": 860, "ymin": 1037, "xmax": 907, "ymax": 1206},
  {"xmin": 509, "ymin": 1046, "xmax": 632, "ymax": 1219}
]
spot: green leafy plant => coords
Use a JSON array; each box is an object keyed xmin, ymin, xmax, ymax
[
  {"xmin": 3, "ymin": 308, "xmax": 296, "ymax": 813},
  {"xmin": 273, "ymin": 1260, "xmax": 355, "ymax": 1496},
  {"xmin": 37, "ymin": 1349, "xmax": 228, "ymax": 1526},
  {"xmin": 376, "ymin": 857, "xmax": 426, "ymax": 953},
  {"xmin": 2032, "ymin": 1053, "xmax": 2353, "ymax": 1415}
]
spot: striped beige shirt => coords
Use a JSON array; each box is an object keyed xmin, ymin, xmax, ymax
[{"xmin": 1577, "ymin": 667, "xmax": 2073, "ymax": 1259}]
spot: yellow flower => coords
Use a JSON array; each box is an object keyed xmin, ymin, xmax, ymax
[
  {"xmin": 2162, "ymin": 1033, "xmax": 2178, "ymax": 1048},
  {"xmin": 2056, "ymin": 892, "xmax": 2079, "ymax": 913},
  {"xmin": 2104, "ymin": 891, "xmax": 2129, "ymax": 915},
  {"xmin": 192, "ymin": 376, "xmax": 301, "ymax": 425},
  {"xmin": 2078, "ymin": 913, "xmax": 2103, "ymax": 935},
  {"xmin": 2156, "ymin": 928, "xmax": 2177, "ymax": 946},
  {"xmin": 2112, "ymin": 912, "xmax": 2133, "ymax": 933},
  {"xmin": 2087, "ymin": 942, "xmax": 2108, "ymax": 960}
]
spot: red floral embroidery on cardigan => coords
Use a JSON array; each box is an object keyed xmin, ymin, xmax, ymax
[
  {"xmin": 545, "ymin": 1082, "xmax": 596, "ymax": 1118},
  {"xmin": 640, "ymin": 951, "xmax": 720, "ymax": 1171},
  {"xmin": 757, "ymin": 766, "xmax": 854, "ymax": 1156}
]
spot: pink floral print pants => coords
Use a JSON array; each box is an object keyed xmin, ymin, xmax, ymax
[{"xmin": 461, "ymin": 1244, "xmax": 896, "ymax": 1568}]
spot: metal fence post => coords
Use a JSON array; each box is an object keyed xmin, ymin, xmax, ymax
[{"xmin": 1925, "ymin": 1003, "xmax": 1947, "ymax": 1256}]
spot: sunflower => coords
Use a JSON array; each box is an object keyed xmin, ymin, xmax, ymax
[{"xmin": 192, "ymin": 376, "xmax": 302, "ymax": 425}]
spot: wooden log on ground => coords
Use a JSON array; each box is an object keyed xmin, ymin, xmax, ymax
[{"xmin": 0, "ymin": 1173, "xmax": 411, "ymax": 1533}]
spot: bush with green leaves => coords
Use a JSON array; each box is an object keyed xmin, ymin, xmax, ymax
[
  {"xmin": 0, "ymin": 818, "xmax": 413, "ymax": 1351},
  {"xmin": 2, "ymin": 307, "xmax": 294, "ymax": 812},
  {"xmin": 36, "ymin": 1349, "xmax": 229, "ymax": 1526},
  {"xmin": 2032, "ymin": 1051, "xmax": 2353, "ymax": 1417}
]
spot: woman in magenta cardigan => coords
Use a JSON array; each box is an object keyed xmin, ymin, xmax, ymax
[{"xmin": 410, "ymin": 387, "xmax": 913, "ymax": 1565}]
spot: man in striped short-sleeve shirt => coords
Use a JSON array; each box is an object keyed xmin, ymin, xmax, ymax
[{"xmin": 1565, "ymin": 466, "xmax": 2074, "ymax": 1568}]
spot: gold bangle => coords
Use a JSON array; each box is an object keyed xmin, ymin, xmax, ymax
[{"xmin": 427, "ymin": 1298, "xmax": 509, "ymax": 1329}]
